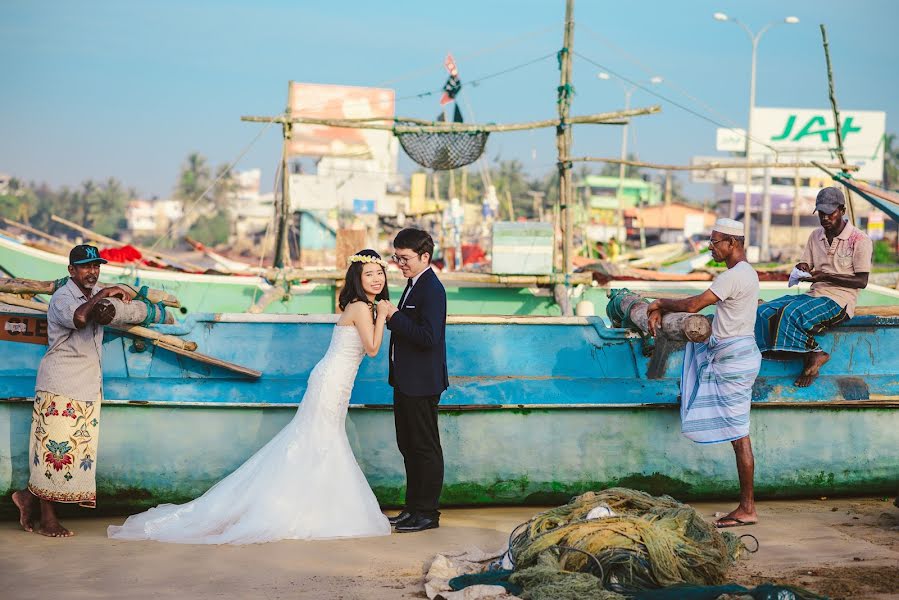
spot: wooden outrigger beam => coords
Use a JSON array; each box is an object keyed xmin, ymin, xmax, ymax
[
  {"xmin": 1, "ymin": 218, "xmax": 71, "ymax": 248},
  {"xmin": 0, "ymin": 277, "xmax": 181, "ymax": 308},
  {"xmin": 264, "ymin": 268, "xmax": 593, "ymax": 287},
  {"xmin": 0, "ymin": 293, "xmax": 261, "ymax": 378},
  {"xmin": 564, "ymin": 157, "xmax": 859, "ymax": 172},
  {"xmin": 240, "ymin": 106, "xmax": 661, "ymax": 134}
]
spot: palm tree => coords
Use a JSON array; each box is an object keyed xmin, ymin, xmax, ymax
[{"xmin": 176, "ymin": 152, "xmax": 211, "ymax": 203}]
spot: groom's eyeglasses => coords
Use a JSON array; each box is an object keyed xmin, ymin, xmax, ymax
[{"xmin": 392, "ymin": 254, "xmax": 417, "ymax": 266}]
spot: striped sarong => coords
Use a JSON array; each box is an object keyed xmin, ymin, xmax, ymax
[
  {"xmin": 755, "ymin": 294, "xmax": 848, "ymax": 353},
  {"xmin": 28, "ymin": 390, "xmax": 102, "ymax": 508},
  {"xmin": 680, "ymin": 335, "xmax": 761, "ymax": 444}
]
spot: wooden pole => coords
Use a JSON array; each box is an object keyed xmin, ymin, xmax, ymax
[
  {"xmin": 613, "ymin": 292, "xmax": 711, "ymax": 342},
  {"xmin": 792, "ymin": 158, "xmax": 801, "ymax": 249},
  {"xmin": 239, "ymin": 108, "xmax": 660, "ymax": 133},
  {"xmin": 0, "ymin": 293, "xmax": 197, "ymax": 351},
  {"xmin": 557, "ymin": 0, "xmax": 575, "ymax": 287},
  {"xmin": 50, "ymin": 215, "xmax": 206, "ymax": 272},
  {"xmin": 820, "ymin": 24, "xmax": 856, "ymax": 225},
  {"xmin": 565, "ymin": 157, "xmax": 857, "ymax": 172},
  {"xmin": 1, "ymin": 218, "xmax": 70, "ymax": 248},
  {"xmin": 274, "ymin": 83, "xmax": 293, "ymax": 268},
  {"xmin": 0, "ymin": 277, "xmax": 181, "ymax": 307}
]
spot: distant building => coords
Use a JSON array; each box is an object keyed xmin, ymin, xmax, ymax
[
  {"xmin": 0, "ymin": 173, "xmax": 10, "ymax": 194},
  {"xmin": 627, "ymin": 201, "xmax": 717, "ymax": 243},
  {"xmin": 127, "ymin": 199, "xmax": 184, "ymax": 237}
]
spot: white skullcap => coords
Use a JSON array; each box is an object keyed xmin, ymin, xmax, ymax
[{"xmin": 712, "ymin": 218, "xmax": 744, "ymax": 236}]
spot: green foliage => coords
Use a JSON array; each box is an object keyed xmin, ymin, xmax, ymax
[
  {"xmin": 4, "ymin": 178, "xmax": 131, "ymax": 239},
  {"xmin": 175, "ymin": 152, "xmax": 211, "ymax": 203},
  {"xmin": 187, "ymin": 209, "xmax": 231, "ymax": 246},
  {"xmin": 873, "ymin": 239, "xmax": 897, "ymax": 264}
]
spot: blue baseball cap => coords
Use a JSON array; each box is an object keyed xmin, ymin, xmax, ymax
[
  {"xmin": 69, "ymin": 244, "xmax": 108, "ymax": 265},
  {"xmin": 814, "ymin": 187, "xmax": 845, "ymax": 214}
]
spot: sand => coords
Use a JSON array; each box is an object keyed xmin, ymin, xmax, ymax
[{"xmin": 0, "ymin": 497, "xmax": 896, "ymax": 599}]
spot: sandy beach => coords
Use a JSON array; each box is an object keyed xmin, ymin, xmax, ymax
[{"xmin": 1, "ymin": 496, "xmax": 896, "ymax": 599}]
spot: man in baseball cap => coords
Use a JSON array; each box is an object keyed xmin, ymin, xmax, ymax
[
  {"xmin": 11, "ymin": 245, "xmax": 128, "ymax": 538},
  {"xmin": 69, "ymin": 244, "xmax": 108, "ymax": 266},
  {"xmin": 756, "ymin": 186, "xmax": 872, "ymax": 387}
]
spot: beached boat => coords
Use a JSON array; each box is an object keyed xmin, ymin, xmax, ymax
[
  {"xmin": 4, "ymin": 234, "xmax": 898, "ymax": 318},
  {"xmin": 1, "ymin": 305, "xmax": 896, "ymax": 516}
]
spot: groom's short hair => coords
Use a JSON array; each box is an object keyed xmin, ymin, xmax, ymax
[{"xmin": 394, "ymin": 228, "xmax": 434, "ymax": 261}]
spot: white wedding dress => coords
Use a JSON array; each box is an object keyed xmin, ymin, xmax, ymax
[{"xmin": 107, "ymin": 325, "xmax": 391, "ymax": 544}]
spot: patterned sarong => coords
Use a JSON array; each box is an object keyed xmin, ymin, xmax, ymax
[
  {"xmin": 28, "ymin": 390, "xmax": 101, "ymax": 508},
  {"xmin": 755, "ymin": 294, "xmax": 848, "ymax": 353},
  {"xmin": 680, "ymin": 335, "xmax": 761, "ymax": 444}
]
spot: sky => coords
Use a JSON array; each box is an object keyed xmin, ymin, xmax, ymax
[{"xmin": 1, "ymin": 0, "xmax": 897, "ymax": 201}]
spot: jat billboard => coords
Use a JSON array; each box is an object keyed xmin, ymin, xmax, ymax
[{"xmin": 716, "ymin": 107, "xmax": 886, "ymax": 181}]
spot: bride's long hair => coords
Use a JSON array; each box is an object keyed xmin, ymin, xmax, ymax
[{"xmin": 338, "ymin": 249, "xmax": 390, "ymax": 311}]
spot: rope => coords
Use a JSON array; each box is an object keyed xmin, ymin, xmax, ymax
[
  {"xmin": 131, "ymin": 285, "xmax": 168, "ymax": 327},
  {"xmin": 148, "ymin": 116, "xmax": 280, "ymax": 252},
  {"xmin": 573, "ymin": 51, "xmax": 781, "ymax": 157}
]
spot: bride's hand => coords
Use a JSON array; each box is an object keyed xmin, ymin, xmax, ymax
[{"xmin": 376, "ymin": 299, "xmax": 392, "ymax": 320}]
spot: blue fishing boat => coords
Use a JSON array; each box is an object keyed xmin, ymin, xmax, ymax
[{"xmin": 1, "ymin": 303, "xmax": 897, "ymax": 515}]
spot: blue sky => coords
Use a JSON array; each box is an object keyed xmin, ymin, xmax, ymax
[{"xmin": 1, "ymin": 0, "xmax": 896, "ymax": 200}]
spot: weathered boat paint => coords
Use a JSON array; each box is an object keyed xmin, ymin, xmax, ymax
[
  {"xmin": 1, "ymin": 310, "xmax": 897, "ymax": 515},
  {"xmin": 5, "ymin": 235, "xmax": 898, "ymax": 316}
]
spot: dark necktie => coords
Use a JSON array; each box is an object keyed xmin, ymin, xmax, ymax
[{"xmin": 399, "ymin": 278, "xmax": 413, "ymax": 309}]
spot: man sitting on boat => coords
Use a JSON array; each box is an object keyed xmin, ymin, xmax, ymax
[
  {"xmin": 755, "ymin": 187, "xmax": 873, "ymax": 387},
  {"xmin": 647, "ymin": 218, "xmax": 761, "ymax": 528},
  {"xmin": 11, "ymin": 244, "xmax": 131, "ymax": 537}
]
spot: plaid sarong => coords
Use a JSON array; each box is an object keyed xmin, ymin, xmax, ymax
[
  {"xmin": 755, "ymin": 294, "xmax": 848, "ymax": 353},
  {"xmin": 680, "ymin": 335, "xmax": 761, "ymax": 444},
  {"xmin": 28, "ymin": 390, "xmax": 102, "ymax": 508}
]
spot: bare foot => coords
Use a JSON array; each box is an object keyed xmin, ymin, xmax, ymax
[
  {"xmin": 37, "ymin": 521, "xmax": 74, "ymax": 538},
  {"xmin": 11, "ymin": 490, "xmax": 35, "ymax": 532},
  {"xmin": 795, "ymin": 351, "xmax": 830, "ymax": 387},
  {"xmin": 714, "ymin": 507, "xmax": 758, "ymax": 528}
]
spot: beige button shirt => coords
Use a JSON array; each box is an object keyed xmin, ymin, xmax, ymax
[
  {"xmin": 800, "ymin": 222, "xmax": 873, "ymax": 318},
  {"xmin": 35, "ymin": 279, "xmax": 104, "ymax": 403}
]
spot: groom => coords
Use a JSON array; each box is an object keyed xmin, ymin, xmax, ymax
[{"xmin": 383, "ymin": 228, "xmax": 448, "ymax": 533}]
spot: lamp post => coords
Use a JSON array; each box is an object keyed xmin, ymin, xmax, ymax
[
  {"xmin": 714, "ymin": 12, "xmax": 799, "ymax": 242},
  {"xmin": 598, "ymin": 72, "xmax": 662, "ymax": 244}
]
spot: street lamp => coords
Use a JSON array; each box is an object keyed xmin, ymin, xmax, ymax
[
  {"xmin": 714, "ymin": 12, "xmax": 799, "ymax": 241},
  {"xmin": 597, "ymin": 72, "xmax": 663, "ymax": 243}
]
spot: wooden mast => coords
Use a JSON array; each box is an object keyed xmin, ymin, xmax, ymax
[
  {"xmin": 557, "ymin": 0, "xmax": 575, "ymax": 279},
  {"xmin": 820, "ymin": 25, "xmax": 856, "ymax": 225},
  {"xmin": 274, "ymin": 82, "xmax": 294, "ymax": 269}
]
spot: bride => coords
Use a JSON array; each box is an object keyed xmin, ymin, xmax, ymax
[{"xmin": 108, "ymin": 250, "xmax": 393, "ymax": 544}]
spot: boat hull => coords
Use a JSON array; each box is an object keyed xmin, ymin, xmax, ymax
[{"xmin": 1, "ymin": 311, "xmax": 897, "ymax": 515}]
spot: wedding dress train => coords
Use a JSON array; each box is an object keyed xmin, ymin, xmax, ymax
[{"xmin": 107, "ymin": 325, "xmax": 390, "ymax": 544}]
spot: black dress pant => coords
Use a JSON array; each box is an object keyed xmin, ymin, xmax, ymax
[{"xmin": 393, "ymin": 389, "xmax": 444, "ymax": 518}]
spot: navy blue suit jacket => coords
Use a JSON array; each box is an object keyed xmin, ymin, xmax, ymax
[{"xmin": 387, "ymin": 267, "xmax": 449, "ymax": 397}]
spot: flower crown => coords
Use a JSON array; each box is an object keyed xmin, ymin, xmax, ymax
[{"xmin": 347, "ymin": 254, "xmax": 389, "ymax": 268}]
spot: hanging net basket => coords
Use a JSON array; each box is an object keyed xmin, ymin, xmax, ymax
[{"xmin": 395, "ymin": 125, "xmax": 489, "ymax": 171}]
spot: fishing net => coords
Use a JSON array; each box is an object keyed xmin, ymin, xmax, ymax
[
  {"xmin": 508, "ymin": 488, "xmax": 747, "ymax": 596},
  {"xmin": 395, "ymin": 125, "xmax": 489, "ymax": 170}
]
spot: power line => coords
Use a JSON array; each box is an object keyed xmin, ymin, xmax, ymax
[{"xmin": 573, "ymin": 51, "xmax": 780, "ymax": 155}]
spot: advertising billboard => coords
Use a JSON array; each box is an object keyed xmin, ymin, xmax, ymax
[
  {"xmin": 716, "ymin": 107, "xmax": 886, "ymax": 181},
  {"xmin": 286, "ymin": 82, "xmax": 396, "ymax": 168}
]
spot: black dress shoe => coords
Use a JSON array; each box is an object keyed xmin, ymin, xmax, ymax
[
  {"xmin": 395, "ymin": 514, "xmax": 439, "ymax": 533},
  {"xmin": 388, "ymin": 511, "xmax": 414, "ymax": 526}
]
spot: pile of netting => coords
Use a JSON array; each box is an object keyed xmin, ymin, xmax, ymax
[
  {"xmin": 396, "ymin": 125, "xmax": 489, "ymax": 170},
  {"xmin": 506, "ymin": 488, "xmax": 748, "ymax": 599}
]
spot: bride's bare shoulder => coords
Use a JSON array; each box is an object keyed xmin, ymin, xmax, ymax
[{"xmin": 337, "ymin": 300, "xmax": 368, "ymax": 325}]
